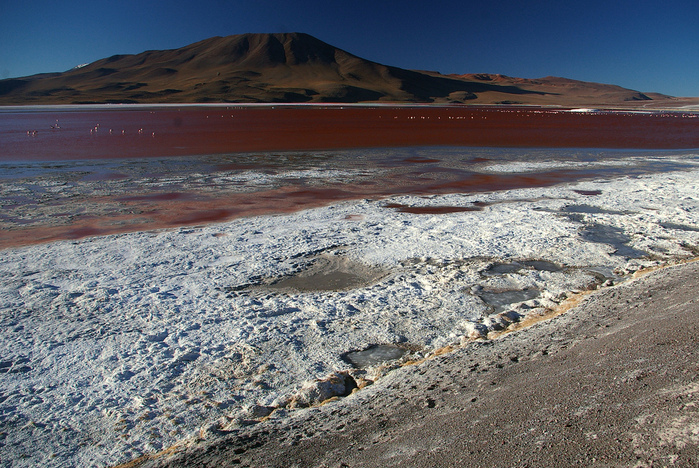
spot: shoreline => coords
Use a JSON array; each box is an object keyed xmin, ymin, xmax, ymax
[
  {"xmin": 134, "ymin": 258, "xmax": 699, "ymax": 467},
  {"xmin": 1, "ymin": 98, "xmax": 699, "ymax": 110},
  {"xmin": 2, "ymin": 146, "xmax": 697, "ymax": 251}
]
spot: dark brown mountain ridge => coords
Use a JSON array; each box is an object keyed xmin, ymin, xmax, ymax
[{"xmin": 0, "ymin": 32, "xmax": 686, "ymax": 106}]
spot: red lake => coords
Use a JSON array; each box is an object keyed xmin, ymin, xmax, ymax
[{"xmin": 0, "ymin": 104, "xmax": 697, "ymax": 249}]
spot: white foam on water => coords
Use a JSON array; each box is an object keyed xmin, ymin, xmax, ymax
[{"xmin": 1, "ymin": 166, "xmax": 699, "ymax": 466}]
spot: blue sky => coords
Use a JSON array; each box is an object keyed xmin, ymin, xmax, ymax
[{"xmin": 1, "ymin": 0, "xmax": 697, "ymax": 96}]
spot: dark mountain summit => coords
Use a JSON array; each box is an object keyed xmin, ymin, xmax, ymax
[{"xmin": 0, "ymin": 33, "xmax": 677, "ymax": 105}]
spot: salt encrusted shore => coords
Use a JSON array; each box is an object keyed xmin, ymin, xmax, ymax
[
  {"xmin": 137, "ymin": 259, "xmax": 699, "ymax": 468},
  {"xmin": 1, "ymin": 163, "xmax": 698, "ymax": 467}
]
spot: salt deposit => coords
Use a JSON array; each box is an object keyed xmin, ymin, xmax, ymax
[{"xmin": 0, "ymin": 156, "xmax": 698, "ymax": 467}]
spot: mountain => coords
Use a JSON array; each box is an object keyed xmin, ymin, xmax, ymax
[
  {"xmin": 446, "ymin": 73, "xmax": 672, "ymax": 105},
  {"xmin": 0, "ymin": 33, "xmax": 682, "ymax": 106}
]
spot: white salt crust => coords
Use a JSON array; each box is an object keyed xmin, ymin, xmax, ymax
[{"xmin": 1, "ymin": 167, "xmax": 699, "ymax": 466}]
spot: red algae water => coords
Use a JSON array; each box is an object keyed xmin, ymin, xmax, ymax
[
  {"xmin": 1, "ymin": 105, "xmax": 698, "ymax": 162},
  {"xmin": 0, "ymin": 105, "xmax": 697, "ymax": 249}
]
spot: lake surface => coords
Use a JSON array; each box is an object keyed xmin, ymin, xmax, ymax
[
  {"xmin": 0, "ymin": 105, "xmax": 697, "ymax": 249},
  {"xmin": 2, "ymin": 105, "xmax": 698, "ymax": 162}
]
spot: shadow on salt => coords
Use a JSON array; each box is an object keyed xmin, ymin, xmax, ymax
[
  {"xmin": 580, "ymin": 224, "xmax": 647, "ymax": 258},
  {"xmin": 557, "ymin": 205, "xmax": 648, "ymax": 258},
  {"xmin": 559, "ymin": 204, "xmax": 630, "ymax": 222},
  {"xmin": 660, "ymin": 222, "xmax": 699, "ymax": 232}
]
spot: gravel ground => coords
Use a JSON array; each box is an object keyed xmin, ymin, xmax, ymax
[{"xmin": 129, "ymin": 260, "xmax": 699, "ymax": 468}]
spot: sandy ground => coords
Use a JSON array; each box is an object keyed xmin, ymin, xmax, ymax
[{"xmin": 133, "ymin": 260, "xmax": 699, "ymax": 468}]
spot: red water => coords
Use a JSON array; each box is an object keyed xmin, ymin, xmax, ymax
[
  {"xmin": 1, "ymin": 105, "xmax": 697, "ymax": 249},
  {"xmin": 2, "ymin": 106, "xmax": 698, "ymax": 162},
  {"xmin": 573, "ymin": 189, "xmax": 603, "ymax": 196},
  {"xmin": 384, "ymin": 203, "xmax": 483, "ymax": 214}
]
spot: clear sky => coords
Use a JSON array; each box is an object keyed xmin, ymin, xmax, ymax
[{"xmin": 1, "ymin": 0, "xmax": 697, "ymax": 97}]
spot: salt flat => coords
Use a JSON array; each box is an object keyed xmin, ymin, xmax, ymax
[{"xmin": 1, "ymin": 158, "xmax": 698, "ymax": 466}]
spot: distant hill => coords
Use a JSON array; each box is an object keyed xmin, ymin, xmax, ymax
[
  {"xmin": 445, "ymin": 73, "xmax": 674, "ymax": 106},
  {"xmin": 0, "ymin": 33, "xmax": 685, "ymax": 106}
]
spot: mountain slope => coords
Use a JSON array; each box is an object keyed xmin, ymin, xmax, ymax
[
  {"xmin": 447, "ymin": 73, "xmax": 669, "ymax": 105},
  {"xmin": 0, "ymin": 33, "xmax": 679, "ymax": 105}
]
